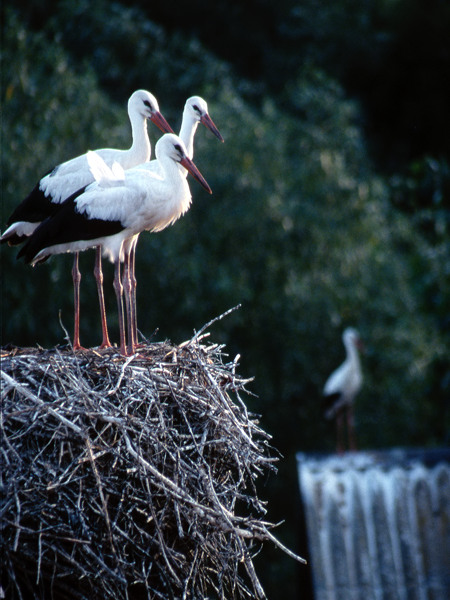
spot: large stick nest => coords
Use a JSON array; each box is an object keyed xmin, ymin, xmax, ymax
[{"xmin": 1, "ymin": 316, "xmax": 302, "ymax": 599}]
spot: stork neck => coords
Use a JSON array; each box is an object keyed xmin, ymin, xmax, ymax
[
  {"xmin": 179, "ymin": 112, "xmax": 199, "ymax": 160},
  {"xmin": 345, "ymin": 338, "xmax": 360, "ymax": 367},
  {"xmin": 128, "ymin": 111, "xmax": 151, "ymax": 163},
  {"xmin": 157, "ymin": 153, "xmax": 185, "ymax": 192}
]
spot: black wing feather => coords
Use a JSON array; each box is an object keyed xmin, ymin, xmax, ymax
[
  {"xmin": 17, "ymin": 196, "xmax": 125, "ymax": 264},
  {"xmin": 1, "ymin": 169, "xmax": 84, "ymax": 247},
  {"xmin": 4, "ymin": 168, "xmax": 56, "ymax": 227},
  {"xmin": 323, "ymin": 391, "xmax": 344, "ymax": 419}
]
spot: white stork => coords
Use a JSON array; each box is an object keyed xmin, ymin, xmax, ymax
[
  {"xmin": 178, "ymin": 96, "xmax": 224, "ymax": 161},
  {"xmin": 323, "ymin": 327, "xmax": 363, "ymax": 453},
  {"xmin": 125, "ymin": 95, "xmax": 224, "ymax": 346},
  {"xmin": 1, "ymin": 90, "xmax": 173, "ymax": 349},
  {"xmin": 18, "ymin": 134, "xmax": 212, "ymax": 356}
]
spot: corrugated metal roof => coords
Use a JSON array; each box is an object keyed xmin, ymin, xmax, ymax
[{"xmin": 297, "ymin": 449, "xmax": 450, "ymax": 600}]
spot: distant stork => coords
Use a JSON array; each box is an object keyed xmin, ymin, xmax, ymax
[
  {"xmin": 323, "ymin": 327, "xmax": 363, "ymax": 453},
  {"xmin": 1, "ymin": 90, "xmax": 173, "ymax": 350}
]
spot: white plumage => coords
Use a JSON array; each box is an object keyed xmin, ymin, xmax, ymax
[
  {"xmin": 323, "ymin": 327, "xmax": 363, "ymax": 452},
  {"xmin": 39, "ymin": 89, "xmax": 172, "ymax": 200},
  {"xmin": 86, "ymin": 151, "xmax": 126, "ymax": 187},
  {"xmin": 1, "ymin": 90, "xmax": 172, "ymax": 240},
  {"xmin": 1, "ymin": 89, "xmax": 173, "ymax": 350},
  {"xmin": 19, "ymin": 134, "xmax": 212, "ymax": 356},
  {"xmin": 110, "ymin": 95, "xmax": 224, "ymax": 347},
  {"xmin": 178, "ymin": 96, "xmax": 224, "ymax": 162}
]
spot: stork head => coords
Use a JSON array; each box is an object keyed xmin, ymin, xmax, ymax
[
  {"xmin": 343, "ymin": 327, "xmax": 364, "ymax": 351},
  {"xmin": 156, "ymin": 133, "xmax": 212, "ymax": 194},
  {"xmin": 185, "ymin": 96, "xmax": 224, "ymax": 142},
  {"xmin": 128, "ymin": 90, "xmax": 174, "ymax": 133}
]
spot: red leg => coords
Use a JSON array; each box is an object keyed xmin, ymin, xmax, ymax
[
  {"xmin": 336, "ymin": 411, "xmax": 345, "ymax": 454},
  {"xmin": 94, "ymin": 246, "xmax": 112, "ymax": 349},
  {"xmin": 122, "ymin": 246, "xmax": 136, "ymax": 355},
  {"xmin": 347, "ymin": 404, "xmax": 357, "ymax": 451},
  {"xmin": 113, "ymin": 259, "xmax": 128, "ymax": 356},
  {"xmin": 71, "ymin": 252, "xmax": 83, "ymax": 350},
  {"xmin": 129, "ymin": 237, "xmax": 139, "ymax": 346}
]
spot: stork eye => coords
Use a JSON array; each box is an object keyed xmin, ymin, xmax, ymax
[
  {"xmin": 193, "ymin": 105, "xmax": 200, "ymax": 113},
  {"xmin": 143, "ymin": 100, "xmax": 153, "ymax": 110},
  {"xmin": 174, "ymin": 144, "xmax": 182, "ymax": 153}
]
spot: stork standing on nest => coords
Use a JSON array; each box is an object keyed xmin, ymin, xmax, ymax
[
  {"xmin": 18, "ymin": 134, "xmax": 212, "ymax": 357},
  {"xmin": 126, "ymin": 96, "xmax": 224, "ymax": 345},
  {"xmin": 323, "ymin": 327, "xmax": 363, "ymax": 453},
  {"xmin": 1, "ymin": 90, "xmax": 173, "ymax": 350}
]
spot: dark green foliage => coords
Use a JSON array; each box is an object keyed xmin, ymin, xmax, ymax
[{"xmin": 1, "ymin": 2, "xmax": 449, "ymax": 598}]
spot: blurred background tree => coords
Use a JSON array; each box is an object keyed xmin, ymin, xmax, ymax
[{"xmin": 1, "ymin": 1, "xmax": 449, "ymax": 598}]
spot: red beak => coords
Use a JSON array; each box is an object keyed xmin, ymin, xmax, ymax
[
  {"xmin": 179, "ymin": 155, "xmax": 212, "ymax": 194},
  {"xmin": 200, "ymin": 113, "xmax": 224, "ymax": 143},
  {"xmin": 150, "ymin": 111, "xmax": 175, "ymax": 134}
]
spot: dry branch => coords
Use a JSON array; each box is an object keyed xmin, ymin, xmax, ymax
[{"xmin": 1, "ymin": 319, "xmax": 304, "ymax": 599}]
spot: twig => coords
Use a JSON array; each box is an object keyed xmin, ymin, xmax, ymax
[
  {"xmin": 191, "ymin": 304, "xmax": 242, "ymax": 341},
  {"xmin": 1, "ymin": 332, "xmax": 305, "ymax": 600},
  {"xmin": 1, "ymin": 371, "xmax": 83, "ymax": 435}
]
